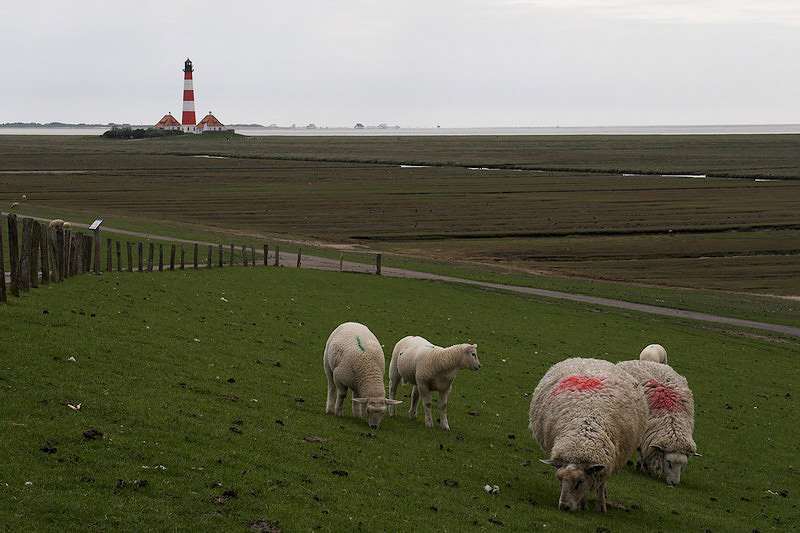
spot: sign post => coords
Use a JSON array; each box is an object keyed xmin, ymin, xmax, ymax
[{"xmin": 89, "ymin": 219, "xmax": 103, "ymax": 274}]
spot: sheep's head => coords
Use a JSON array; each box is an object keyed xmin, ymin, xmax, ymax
[
  {"xmin": 653, "ymin": 445, "xmax": 700, "ymax": 485},
  {"xmin": 462, "ymin": 344, "xmax": 480, "ymax": 371},
  {"xmin": 353, "ymin": 397, "xmax": 402, "ymax": 429},
  {"xmin": 541, "ymin": 459, "xmax": 604, "ymax": 511}
]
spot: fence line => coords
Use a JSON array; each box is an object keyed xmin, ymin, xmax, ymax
[{"xmin": 1, "ymin": 215, "xmax": 385, "ymax": 305}]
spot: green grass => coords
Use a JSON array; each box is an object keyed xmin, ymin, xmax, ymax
[{"xmin": 1, "ymin": 267, "xmax": 797, "ymax": 531}]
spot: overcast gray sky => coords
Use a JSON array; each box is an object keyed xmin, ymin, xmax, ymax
[{"xmin": 2, "ymin": 0, "xmax": 798, "ymax": 127}]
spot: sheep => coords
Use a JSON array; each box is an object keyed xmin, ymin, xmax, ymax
[
  {"xmin": 21, "ymin": 194, "xmax": 26, "ymax": 200},
  {"xmin": 616, "ymin": 360, "xmax": 699, "ymax": 485},
  {"xmin": 323, "ymin": 322, "xmax": 401, "ymax": 429},
  {"xmin": 529, "ymin": 357, "xmax": 647, "ymax": 512},
  {"xmin": 48, "ymin": 219, "xmax": 64, "ymax": 229},
  {"xmin": 388, "ymin": 336, "xmax": 480, "ymax": 430},
  {"xmin": 639, "ymin": 343, "xmax": 668, "ymax": 364},
  {"xmin": 62, "ymin": 222, "xmax": 72, "ymax": 230},
  {"xmin": 10, "ymin": 202, "xmax": 19, "ymax": 208}
]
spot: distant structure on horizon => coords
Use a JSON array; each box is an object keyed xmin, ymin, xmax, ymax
[
  {"xmin": 181, "ymin": 58, "xmax": 197, "ymax": 132},
  {"xmin": 154, "ymin": 58, "xmax": 232, "ymax": 134}
]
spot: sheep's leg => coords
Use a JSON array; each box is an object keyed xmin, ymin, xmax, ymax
[
  {"xmin": 438, "ymin": 386, "xmax": 451, "ymax": 430},
  {"xmin": 388, "ymin": 377, "xmax": 399, "ymax": 417},
  {"xmin": 325, "ymin": 368, "xmax": 336, "ymax": 414},
  {"xmin": 409, "ymin": 385, "xmax": 420, "ymax": 420},
  {"xmin": 594, "ymin": 481, "xmax": 607, "ymax": 512},
  {"xmin": 334, "ymin": 386, "xmax": 347, "ymax": 417},
  {"xmin": 352, "ymin": 398, "xmax": 364, "ymax": 419},
  {"xmin": 419, "ymin": 384, "xmax": 434, "ymax": 428}
]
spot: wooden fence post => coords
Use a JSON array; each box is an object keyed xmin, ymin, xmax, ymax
[
  {"xmin": 263, "ymin": 244, "xmax": 268, "ymax": 266},
  {"xmin": 0, "ymin": 218, "xmax": 6, "ymax": 302},
  {"xmin": 40, "ymin": 227, "xmax": 50, "ymax": 285},
  {"xmin": 49, "ymin": 227, "xmax": 60, "ymax": 283},
  {"xmin": 218, "ymin": 244, "xmax": 223, "ymax": 268},
  {"xmin": 170, "ymin": 244, "xmax": 176, "ymax": 271},
  {"xmin": 229, "ymin": 244, "xmax": 234, "ymax": 267},
  {"xmin": 180, "ymin": 244, "xmax": 185, "ymax": 270},
  {"xmin": 207, "ymin": 245, "xmax": 212, "ymax": 269},
  {"xmin": 339, "ymin": 251, "xmax": 344, "ymax": 272},
  {"xmin": 274, "ymin": 246, "xmax": 280, "ymax": 267},
  {"xmin": 193, "ymin": 243, "xmax": 198, "ymax": 269},
  {"xmin": 376, "ymin": 253, "xmax": 382, "ymax": 276},
  {"xmin": 20, "ymin": 218, "xmax": 31, "ymax": 292},
  {"xmin": 84, "ymin": 235, "xmax": 92, "ymax": 273},
  {"xmin": 116, "ymin": 241, "xmax": 122, "ymax": 272},
  {"xmin": 93, "ymin": 227, "xmax": 101, "ymax": 274},
  {"xmin": 106, "ymin": 238, "xmax": 112, "ymax": 272},
  {"xmin": 71, "ymin": 233, "xmax": 80, "ymax": 276},
  {"xmin": 30, "ymin": 221, "xmax": 41, "ymax": 288},
  {"xmin": 64, "ymin": 229, "xmax": 72, "ymax": 278},
  {"xmin": 127, "ymin": 242, "xmax": 133, "ymax": 272},
  {"xmin": 296, "ymin": 249, "xmax": 302, "ymax": 268},
  {"xmin": 7, "ymin": 215, "xmax": 19, "ymax": 297},
  {"xmin": 148, "ymin": 243, "xmax": 154, "ymax": 272},
  {"xmin": 251, "ymin": 245, "xmax": 256, "ymax": 266},
  {"xmin": 138, "ymin": 242, "xmax": 144, "ymax": 272},
  {"xmin": 242, "ymin": 244, "xmax": 248, "ymax": 266},
  {"xmin": 159, "ymin": 244, "xmax": 164, "ymax": 271},
  {"xmin": 56, "ymin": 228, "xmax": 66, "ymax": 280}
]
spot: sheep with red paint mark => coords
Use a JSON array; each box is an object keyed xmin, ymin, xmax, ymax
[
  {"xmin": 323, "ymin": 322, "xmax": 401, "ymax": 429},
  {"xmin": 617, "ymin": 360, "xmax": 699, "ymax": 485},
  {"xmin": 529, "ymin": 357, "xmax": 647, "ymax": 512},
  {"xmin": 639, "ymin": 343, "xmax": 668, "ymax": 364},
  {"xmin": 388, "ymin": 335, "xmax": 480, "ymax": 430}
]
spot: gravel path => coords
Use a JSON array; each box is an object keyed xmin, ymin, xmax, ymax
[{"xmin": 5, "ymin": 216, "xmax": 799, "ymax": 338}]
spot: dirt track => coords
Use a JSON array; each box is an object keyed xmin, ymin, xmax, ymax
[{"xmin": 5, "ymin": 215, "xmax": 799, "ymax": 338}]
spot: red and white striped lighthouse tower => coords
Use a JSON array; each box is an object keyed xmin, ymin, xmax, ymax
[{"xmin": 181, "ymin": 58, "xmax": 197, "ymax": 132}]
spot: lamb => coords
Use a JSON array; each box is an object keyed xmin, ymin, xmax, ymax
[
  {"xmin": 639, "ymin": 343, "xmax": 668, "ymax": 364},
  {"xmin": 529, "ymin": 357, "xmax": 647, "ymax": 511},
  {"xmin": 388, "ymin": 336, "xmax": 480, "ymax": 430},
  {"xmin": 48, "ymin": 219, "xmax": 64, "ymax": 229},
  {"xmin": 323, "ymin": 322, "xmax": 401, "ymax": 429},
  {"xmin": 62, "ymin": 222, "xmax": 72, "ymax": 230},
  {"xmin": 616, "ymin": 360, "xmax": 699, "ymax": 485}
]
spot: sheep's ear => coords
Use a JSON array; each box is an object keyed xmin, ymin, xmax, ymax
[
  {"xmin": 540, "ymin": 459, "xmax": 565, "ymax": 468},
  {"xmin": 352, "ymin": 397, "xmax": 368, "ymax": 404},
  {"xmin": 386, "ymin": 399, "xmax": 403, "ymax": 405}
]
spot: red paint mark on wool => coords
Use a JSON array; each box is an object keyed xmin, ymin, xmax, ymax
[
  {"xmin": 645, "ymin": 379, "xmax": 681, "ymax": 412},
  {"xmin": 553, "ymin": 375, "xmax": 604, "ymax": 394}
]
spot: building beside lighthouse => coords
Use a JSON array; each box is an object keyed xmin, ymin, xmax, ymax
[{"xmin": 154, "ymin": 58, "xmax": 232, "ymax": 134}]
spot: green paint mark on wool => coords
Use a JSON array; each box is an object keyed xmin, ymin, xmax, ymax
[{"xmin": 356, "ymin": 336, "xmax": 366, "ymax": 352}]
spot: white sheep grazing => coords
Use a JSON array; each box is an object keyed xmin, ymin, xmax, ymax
[
  {"xmin": 48, "ymin": 219, "xmax": 65, "ymax": 229},
  {"xmin": 616, "ymin": 360, "xmax": 699, "ymax": 485},
  {"xmin": 530, "ymin": 357, "xmax": 647, "ymax": 512},
  {"xmin": 10, "ymin": 202, "xmax": 19, "ymax": 208},
  {"xmin": 21, "ymin": 194, "xmax": 27, "ymax": 200},
  {"xmin": 62, "ymin": 222, "xmax": 72, "ymax": 230},
  {"xmin": 323, "ymin": 322, "xmax": 401, "ymax": 429},
  {"xmin": 639, "ymin": 343, "xmax": 668, "ymax": 364},
  {"xmin": 388, "ymin": 336, "xmax": 480, "ymax": 430}
]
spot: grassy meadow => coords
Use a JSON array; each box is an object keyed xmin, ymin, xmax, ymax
[
  {"xmin": 0, "ymin": 134, "xmax": 799, "ymax": 326},
  {"xmin": 1, "ymin": 266, "xmax": 798, "ymax": 532}
]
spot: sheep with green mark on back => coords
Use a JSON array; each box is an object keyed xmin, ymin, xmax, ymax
[
  {"xmin": 323, "ymin": 322, "xmax": 401, "ymax": 429},
  {"xmin": 388, "ymin": 335, "xmax": 480, "ymax": 430}
]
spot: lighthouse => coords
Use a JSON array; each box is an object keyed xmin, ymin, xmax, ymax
[{"xmin": 181, "ymin": 58, "xmax": 197, "ymax": 132}]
